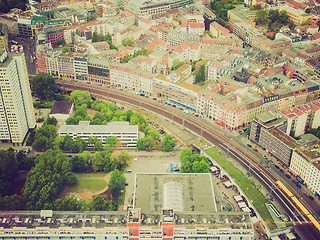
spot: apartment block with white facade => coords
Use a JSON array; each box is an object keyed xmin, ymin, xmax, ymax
[
  {"xmin": 290, "ymin": 141, "xmax": 320, "ymax": 195},
  {"xmin": 0, "ymin": 51, "xmax": 36, "ymax": 145},
  {"xmin": 59, "ymin": 121, "xmax": 138, "ymax": 148}
]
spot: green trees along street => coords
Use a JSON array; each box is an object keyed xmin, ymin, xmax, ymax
[{"xmin": 32, "ymin": 74, "xmax": 58, "ymax": 101}]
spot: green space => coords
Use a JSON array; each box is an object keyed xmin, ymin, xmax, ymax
[
  {"xmin": 77, "ymin": 172, "xmax": 107, "ymax": 178},
  {"xmin": 67, "ymin": 179, "xmax": 107, "ymax": 193},
  {"xmin": 193, "ymin": 138, "xmax": 211, "ymax": 149},
  {"xmin": 205, "ymin": 147, "xmax": 276, "ymax": 229}
]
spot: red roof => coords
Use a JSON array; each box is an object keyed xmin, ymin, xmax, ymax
[
  {"xmin": 145, "ymin": 39, "xmax": 166, "ymax": 50},
  {"xmin": 189, "ymin": 23, "xmax": 204, "ymax": 28}
]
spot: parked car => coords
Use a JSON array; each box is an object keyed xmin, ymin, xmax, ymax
[
  {"xmin": 253, "ymin": 149, "xmax": 258, "ymax": 152},
  {"xmin": 292, "ymin": 180, "xmax": 298, "ymax": 184},
  {"xmin": 285, "ymin": 174, "xmax": 291, "ymax": 179},
  {"xmin": 280, "ymin": 169, "xmax": 284, "ymax": 173},
  {"xmin": 275, "ymin": 165, "xmax": 280, "ymax": 169},
  {"xmin": 296, "ymin": 183, "xmax": 301, "ymax": 188},
  {"xmin": 247, "ymin": 144, "xmax": 252, "ymax": 148}
]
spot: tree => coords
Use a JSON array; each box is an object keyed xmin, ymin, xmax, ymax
[
  {"xmin": 0, "ymin": 149, "xmax": 18, "ymax": 196},
  {"xmin": 105, "ymin": 33, "xmax": 117, "ymax": 49},
  {"xmin": 92, "ymin": 152, "xmax": 105, "ymax": 171},
  {"xmin": 56, "ymin": 39, "xmax": 66, "ymax": 45},
  {"xmin": 108, "ymin": 169, "xmax": 126, "ymax": 202},
  {"xmin": 23, "ymin": 149, "xmax": 72, "ymax": 210},
  {"xmin": 93, "ymin": 195, "xmax": 110, "ymax": 210},
  {"xmin": 161, "ymin": 135, "xmax": 176, "ymax": 152},
  {"xmin": 70, "ymin": 90, "xmax": 92, "ymax": 106},
  {"xmin": 136, "ymin": 138, "xmax": 144, "ymax": 151},
  {"xmin": 117, "ymin": 151, "xmax": 131, "ymax": 170},
  {"xmin": 47, "ymin": 116, "xmax": 58, "ymax": 126},
  {"xmin": 195, "ymin": 64, "xmax": 206, "ymax": 84},
  {"xmin": 94, "ymin": 140, "xmax": 103, "ymax": 151},
  {"xmin": 122, "ymin": 37, "xmax": 135, "ymax": 47},
  {"xmin": 146, "ymin": 128, "xmax": 160, "ymax": 141},
  {"xmin": 32, "ymin": 73, "xmax": 58, "ymax": 100},
  {"xmin": 255, "ymin": 9, "xmax": 268, "ymax": 25},
  {"xmin": 62, "ymin": 46, "xmax": 70, "ymax": 53},
  {"xmin": 192, "ymin": 159, "xmax": 209, "ymax": 173},
  {"xmin": 92, "ymin": 32, "xmax": 98, "ymax": 43}
]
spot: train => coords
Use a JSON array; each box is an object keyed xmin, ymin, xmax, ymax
[{"xmin": 275, "ymin": 180, "xmax": 320, "ymax": 232}]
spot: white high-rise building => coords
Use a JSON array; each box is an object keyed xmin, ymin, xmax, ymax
[{"xmin": 0, "ymin": 51, "xmax": 36, "ymax": 145}]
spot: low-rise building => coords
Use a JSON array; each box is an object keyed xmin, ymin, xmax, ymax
[
  {"xmin": 59, "ymin": 121, "xmax": 138, "ymax": 148},
  {"xmin": 49, "ymin": 101, "xmax": 74, "ymax": 122}
]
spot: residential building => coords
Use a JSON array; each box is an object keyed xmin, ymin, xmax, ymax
[
  {"xmin": 0, "ymin": 51, "xmax": 36, "ymax": 145},
  {"xmin": 59, "ymin": 121, "xmax": 138, "ymax": 148},
  {"xmin": 17, "ymin": 18, "xmax": 33, "ymax": 39},
  {"xmin": 188, "ymin": 23, "xmax": 205, "ymax": 35},
  {"xmin": 282, "ymin": 100, "xmax": 320, "ymax": 137},
  {"xmin": 153, "ymin": 65, "xmax": 198, "ymax": 111},
  {"xmin": 125, "ymin": 0, "xmax": 193, "ymax": 16},
  {"xmin": 49, "ymin": 101, "xmax": 74, "ymax": 122},
  {"xmin": 58, "ymin": 52, "xmax": 75, "ymax": 80},
  {"xmin": 110, "ymin": 62, "xmax": 135, "ymax": 89},
  {"xmin": 46, "ymin": 50, "xmax": 59, "ymax": 77},
  {"xmin": 279, "ymin": 6, "xmax": 312, "ymax": 25},
  {"xmin": 0, "ymin": 23, "xmax": 8, "ymax": 52},
  {"xmin": 87, "ymin": 57, "xmax": 110, "ymax": 86},
  {"xmin": 74, "ymin": 53, "xmax": 88, "ymax": 81},
  {"xmin": 290, "ymin": 141, "xmax": 320, "ymax": 195},
  {"xmin": 167, "ymin": 30, "xmax": 201, "ymax": 46},
  {"xmin": 44, "ymin": 27, "xmax": 64, "ymax": 46}
]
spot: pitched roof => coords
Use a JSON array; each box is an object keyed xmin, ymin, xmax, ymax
[{"xmin": 50, "ymin": 101, "xmax": 73, "ymax": 115}]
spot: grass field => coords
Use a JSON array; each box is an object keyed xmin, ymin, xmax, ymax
[
  {"xmin": 205, "ymin": 147, "xmax": 276, "ymax": 230},
  {"xmin": 67, "ymin": 179, "xmax": 107, "ymax": 193},
  {"xmin": 77, "ymin": 172, "xmax": 107, "ymax": 178}
]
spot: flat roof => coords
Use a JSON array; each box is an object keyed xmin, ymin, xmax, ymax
[{"xmin": 133, "ymin": 173, "xmax": 217, "ymax": 213}]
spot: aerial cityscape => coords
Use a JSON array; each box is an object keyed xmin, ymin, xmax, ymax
[{"xmin": 0, "ymin": 0, "xmax": 320, "ymax": 239}]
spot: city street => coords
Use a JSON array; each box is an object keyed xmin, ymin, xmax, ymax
[{"xmin": 8, "ymin": 36, "xmax": 37, "ymax": 76}]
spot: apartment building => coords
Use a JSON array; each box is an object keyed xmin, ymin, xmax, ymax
[
  {"xmin": 290, "ymin": 141, "xmax": 320, "ymax": 195},
  {"xmin": 58, "ymin": 52, "xmax": 75, "ymax": 80},
  {"xmin": 110, "ymin": 62, "xmax": 135, "ymax": 89},
  {"xmin": 125, "ymin": 0, "xmax": 193, "ymax": 16},
  {"xmin": 0, "ymin": 23, "xmax": 8, "ymax": 52},
  {"xmin": 178, "ymin": 42, "xmax": 201, "ymax": 62},
  {"xmin": 73, "ymin": 53, "xmax": 88, "ymax": 81},
  {"xmin": 17, "ymin": 18, "xmax": 33, "ymax": 39},
  {"xmin": 0, "ymin": 51, "xmax": 36, "ymax": 145},
  {"xmin": 153, "ymin": 66, "xmax": 198, "ymax": 111},
  {"xmin": 87, "ymin": 57, "xmax": 110, "ymax": 86},
  {"xmin": 167, "ymin": 30, "xmax": 201, "ymax": 46},
  {"xmin": 44, "ymin": 27, "xmax": 64, "ymax": 46},
  {"xmin": 279, "ymin": 6, "xmax": 312, "ymax": 25},
  {"xmin": 46, "ymin": 50, "xmax": 59, "ymax": 77},
  {"xmin": 59, "ymin": 121, "xmax": 138, "ymax": 148},
  {"xmin": 282, "ymin": 100, "xmax": 320, "ymax": 137}
]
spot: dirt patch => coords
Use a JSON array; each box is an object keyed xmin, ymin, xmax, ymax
[{"xmin": 87, "ymin": 109, "xmax": 97, "ymax": 118}]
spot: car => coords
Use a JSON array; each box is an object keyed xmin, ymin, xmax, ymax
[
  {"xmin": 296, "ymin": 183, "xmax": 301, "ymax": 188},
  {"xmin": 285, "ymin": 174, "xmax": 291, "ymax": 179},
  {"xmin": 275, "ymin": 165, "xmax": 280, "ymax": 169},
  {"xmin": 152, "ymin": 98, "xmax": 157, "ymax": 100},
  {"xmin": 172, "ymin": 104, "xmax": 176, "ymax": 107},
  {"xmin": 133, "ymin": 158, "xmax": 140, "ymax": 162},
  {"xmin": 35, "ymin": 98, "xmax": 40, "ymax": 101},
  {"xmin": 292, "ymin": 180, "xmax": 298, "ymax": 184},
  {"xmin": 263, "ymin": 155, "xmax": 267, "ymax": 158},
  {"xmin": 125, "ymin": 182, "xmax": 129, "ymax": 186},
  {"xmin": 253, "ymin": 149, "xmax": 258, "ymax": 152},
  {"xmin": 125, "ymin": 169, "xmax": 132, "ymax": 173},
  {"xmin": 280, "ymin": 169, "xmax": 284, "ymax": 173},
  {"xmin": 195, "ymin": 114, "xmax": 199, "ymax": 117},
  {"xmin": 309, "ymin": 196, "xmax": 314, "ymax": 200},
  {"xmin": 247, "ymin": 144, "xmax": 252, "ymax": 148},
  {"xmin": 304, "ymin": 192, "xmax": 310, "ymax": 197}
]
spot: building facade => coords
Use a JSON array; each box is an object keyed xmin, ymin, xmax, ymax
[
  {"xmin": 59, "ymin": 121, "xmax": 138, "ymax": 148},
  {"xmin": 0, "ymin": 51, "xmax": 36, "ymax": 145}
]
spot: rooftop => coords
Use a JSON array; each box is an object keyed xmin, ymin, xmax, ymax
[
  {"xmin": 49, "ymin": 101, "xmax": 73, "ymax": 115},
  {"xmin": 133, "ymin": 173, "xmax": 217, "ymax": 213}
]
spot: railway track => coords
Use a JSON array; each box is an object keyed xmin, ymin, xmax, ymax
[{"xmin": 58, "ymin": 81, "xmax": 308, "ymax": 222}]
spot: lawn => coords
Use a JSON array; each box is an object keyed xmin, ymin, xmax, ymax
[
  {"xmin": 205, "ymin": 147, "xmax": 276, "ymax": 230},
  {"xmin": 67, "ymin": 179, "xmax": 107, "ymax": 193},
  {"xmin": 77, "ymin": 172, "xmax": 107, "ymax": 178}
]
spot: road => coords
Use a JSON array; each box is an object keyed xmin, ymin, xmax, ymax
[
  {"xmin": 56, "ymin": 80, "xmax": 320, "ymax": 223},
  {"xmin": 9, "ymin": 36, "xmax": 37, "ymax": 76}
]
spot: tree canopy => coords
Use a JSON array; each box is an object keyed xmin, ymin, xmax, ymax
[
  {"xmin": 180, "ymin": 149, "xmax": 209, "ymax": 173},
  {"xmin": 161, "ymin": 135, "xmax": 176, "ymax": 152},
  {"xmin": 195, "ymin": 64, "xmax": 206, "ymax": 84},
  {"xmin": 108, "ymin": 169, "xmax": 126, "ymax": 202},
  {"xmin": 32, "ymin": 73, "xmax": 58, "ymax": 100}
]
